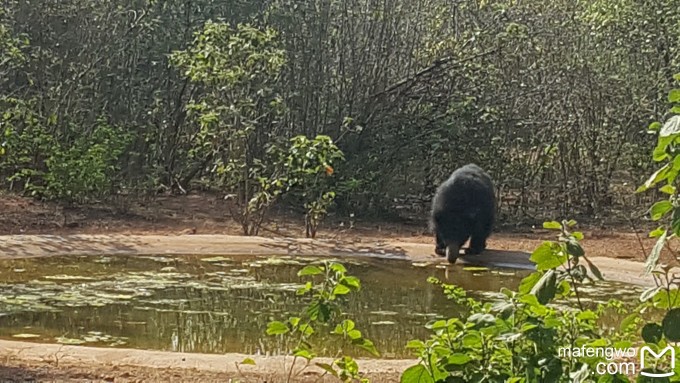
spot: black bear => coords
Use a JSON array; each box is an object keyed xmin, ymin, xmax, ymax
[{"xmin": 430, "ymin": 163, "xmax": 496, "ymax": 264}]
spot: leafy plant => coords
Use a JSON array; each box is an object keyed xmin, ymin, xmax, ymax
[
  {"xmin": 304, "ymin": 191, "xmax": 336, "ymax": 238},
  {"xmin": 402, "ymin": 221, "xmax": 619, "ymax": 383},
  {"xmin": 1, "ymin": 105, "xmax": 131, "ymax": 202},
  {"xmin": 41, "ymin": 119, "xmax": 132, "ymax": 202},
  {"xmin": 627, "ymin": 74, "xmax": 680, "ymax": 378},
  {"xmin": 171, "ymin": 21, "xmax": 287, "ymax": 235},
  {"xmin": 279, "ymin": 135, "xmax": 345, "ymax": 238},
  {"xmin": 263, "ymin": 261, "xmax": 377, "ymax": 382},
  {"xmin": 635, "ymin": 73, "xmax": 680, "ymax": 274}
]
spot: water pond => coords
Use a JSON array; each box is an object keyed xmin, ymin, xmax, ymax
[{"xmin": 0, "ymin": 254, "xmax": 644, "ymax": 358}]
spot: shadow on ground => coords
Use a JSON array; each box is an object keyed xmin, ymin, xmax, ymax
[
  {"xmin": 0, "ymin": 364, "xmax": 51, "ymax": 382},
  {"xmin": 455, "ymin": 249, "xmax": 535, "ymax": 270},
  {"xmin": 0, "ymin": 235, "xmax": 142, "ymax": 259},
  {"xmin": 260, "ymin": 237, "xmax": 411, "ymax": 260}
]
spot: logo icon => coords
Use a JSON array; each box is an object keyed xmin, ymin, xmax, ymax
[{"xmin": 640, "ymin": 345, "xmax": 676, "ymax": 378}]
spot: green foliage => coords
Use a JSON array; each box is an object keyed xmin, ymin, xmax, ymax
[
  {"xmin": 42, "ymin": 120, "xmax": 132, "ymax": 202},
  {"xmin": 636, "ymin": 75, "xmax": 680, "ymax": 277},
  {"xmin": 171, "ymin": 21, "xmax": 287, "ymax": 235},
  {"xmin": 625, "ymin": 85, "xmax": 680, "ymax": 379},
  {"xmin": 171, "ymin": 22, "xmax": 343, "ymax": 237},
  {"xmin": 266, "ymin": 261, "xmax": 376, "ymax": 382},
  {"xmin": 279, "ymin": 134, "xmax": 345, "ymax": 238},
  {"xmin": 0, "ymin": 0, "xmax": 678, "ymax": 224},
  {"xmin": 0, "ymin": 99, "xmax": 131, "ymax": 202},
  {"xmin": 402, "ymin": 85, "xmax": 680, "ymax": 383},
  {"xmin": 402, "ymin": 222, "xmax": 621, "ymax": 383},
  {"xmin": 304, "ymin": 191, "xmax": 336, "ymax": 238}
]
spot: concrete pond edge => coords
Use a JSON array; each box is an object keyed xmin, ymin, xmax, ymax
[{"xmin": 0, "ymin": 233, "xmax": 673, "ymax": 287}]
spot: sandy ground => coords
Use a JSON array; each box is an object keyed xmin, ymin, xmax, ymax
[
  {"xmin": 0, "ymin": 339, "xmax": 407, "ymax": 382},
  {"xmin": 0, "ymin": 192, "xmax": 678, "ymax": 382}
]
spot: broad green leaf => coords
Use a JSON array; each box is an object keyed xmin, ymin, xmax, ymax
[
  {"xmin": 650, "ymin": 227, "xmax": 666, "ymax": 238},
  {"xmin": 650, "ymin": 201, "xmax": 673, "ymax": 221},
  {"xmin": 620, "ymin": 313, "xmax": 639, "ymax": 332},
  {"xmin": 298, "ymin": 265, "xmax": 324, "ymax": 276},
  {"xmin": 329, "ymin": 263, "xmax": 347, "ymax": 273},
  {"xmin": 637, "ymin": 164, "xmax": 671, "ymax": 192},
  {"xmin": 293, "ymin": 348, "xmax": 315, "ymax": 360},
  {"xmin": 662, "ymin": 308, "xmax": 680, "ymax": 341},
  {"xmin": 307, "ymin": 301, "xmax": 332, "ymax": 322},
  {"xmin": 669, "ymin": 89, "xmax": 680, "ymax": 103},
  {"xmin": 652, "ymin": 289, "xmax": 680, "ymax": 309},
  {"xmin": 240, "ymin": 358, "xmax": 256, "ymax": 365},
  {"xmin": 641, "ymin": 323, "xmax": 663, "ymax": 343},
  {"xmin": 567, "ymin": 239, "xmax": 585, "ymax": 257},
  {"xmin": 519, "ymin": 272, "xmax": 542, "ymax": 294},
  {"xmin": 660, "ymin": 185, "xmax": 677, "ymax": 195},
  {"xmin": 266, "ymin": 321, "xmax": 289, "ymax": 335},
  {"xmin": 557, "ymin": 279, "xmax": 571, "ymax": 296},
  {"xmin": 289, "ymin": 317, "xmax": 301, "ymax": 327},
  {"xmin": 670, "ymin": 154, "xmax": 680, "ymax": 185},
  {"xmin": 297, "ymin": 281, "xmax": 313, "ymax": 295},
  {"xmin": 332, "ymin": 284, "xmax": 351, "ymax": 295},
  {"xmin": 447, "ymin": 353, "xmax": 471, "ymax": 365},
  {"xmin": 462, "ymin": 332, "xmax": 482, "ymax": 348},
  {"xmin": 530, "ymin": 242, "xmax": 567, "ymax": 270},
  {"xmin": 299, "ymin": 323, "xmax": 314, "ymax": 337},
  {"xmin": 347, "ymin": 329, "xmax": 362, "ymax": 340},
  {"xmin": 429, "ymin": 320, "xmax": 448, "ymax": 330},
  {"xmin": 337, "ymin": 319, "xmax": 355, "ymax": 333},
  {"xmin": 406, "ymin": 340, "xmax": 426, "ymax": 350},
  {"xmin": 356, "ymin": 338, "xmax": 380, "ymax": 356},
  {"xmin": 543, "ymin": 221, "xmax": 562, "ymax": 230},
  {"xmin": 577, "ymin": 310, "xmax": 597, "ymax": 321},
  {"xmin": 530, "ymin": 269, "xmax": 557, "ymax": 305},
  {"xmin": 341, "ymin": 276, "xmax": 361, "ymax": 289},
  {"xmin": 653, "ymin": 136, "xmax": 674, "ymax": 162},
  {"xmin": 400, "ymin": 365, "xmax": 434, "ymax": 383}
]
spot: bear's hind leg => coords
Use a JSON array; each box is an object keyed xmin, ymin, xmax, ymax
[
  {"xmin": 434, "ymin": 232, "xmax": 446, "ymax": 256},
  {"xmin": 465, "ymin": 237, "xmax": 486, "ymax": 255},
  {"xmin": 466, "ymin": 234, "xmax": 487, "ymax": 255}
]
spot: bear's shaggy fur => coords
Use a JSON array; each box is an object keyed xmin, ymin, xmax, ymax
[{"xmin": 430, "ymin": 164, "xmax": 496, "ymax": 263}]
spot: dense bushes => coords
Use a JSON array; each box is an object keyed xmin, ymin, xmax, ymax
[{"xmin": 1, "ymin": 0, "xmax": 679, "ymax": 224}]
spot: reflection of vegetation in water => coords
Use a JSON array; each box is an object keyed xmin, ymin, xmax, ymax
[{"xmin": 0, "ymin": 254, "xmax": 643, "ymax": 358}]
